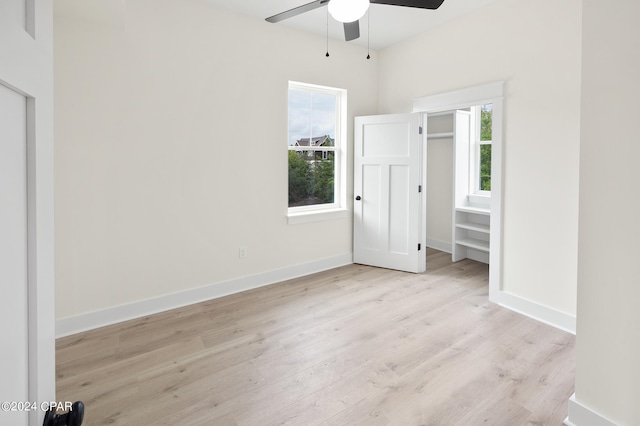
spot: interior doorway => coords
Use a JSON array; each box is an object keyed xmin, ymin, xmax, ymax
[
  {"xmin": 352, "ymin": 82, "xmax": 504, "ymax": 300},
  {"xmin": 425, "ymin": 103, "xmax": 493, "ymax": 265},
  {"xmin": 414, "ymin": 82, "xmax": 504, "ymax": 301}
]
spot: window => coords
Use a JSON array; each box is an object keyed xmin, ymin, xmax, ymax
[
  {"xmin": 287, "ymin": 82, "xmax": 346, "ymax": 218},
  {"xmin": 471, "ymin": 103, "xmax": 492, "ymax": 194}
]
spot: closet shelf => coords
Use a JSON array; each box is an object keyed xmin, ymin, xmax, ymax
[
  {"xmin": 456, "ymin": 222, "xmax": 490, "ymax": 234},
  {"xmin": 456, "ymin": 205, "xmax": 490, "ymax": 215},
  {"xmin": 455, "ymin": 238, "xmax": 490, "ymax": 252}
]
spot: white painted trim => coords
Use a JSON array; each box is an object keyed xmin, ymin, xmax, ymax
[
  {"xmin": 412, "ymin": 82, "xmax": 505, "ymax": 114},
  {"xmin": 419, "ymin": 113, "xmax": 427, "ymax": 272},
  {"xmin": 56, "ymin": 253, "xmax": 353, "ymax": 338},
  {"xmin": 488, "ymin": 97, "xmax": 503, "ymax": 302},
  {"xmin": 468, "ymin": 194, "xmax": 491, "ymax": 208},
  {"xmin": 565, "ymin": 393, "xmax": 618, "ymax": 426},
  {"xmin": 495, "ymin": 291, "xmax": 576, "ymax": 334},
  {"xmin": 287, "ymin": 208, "xmax": 349, "ymax": 224},
  {"xmin": 426, "ymin": 238, "xmax": 452, "ymax": 254}
]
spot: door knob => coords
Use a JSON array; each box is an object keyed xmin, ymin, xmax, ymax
[{"xmin": 355, "ymin": 196, "xmax": 361, "ymax": 201}]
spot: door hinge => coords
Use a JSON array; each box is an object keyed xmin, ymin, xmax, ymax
[
  {"xmin": 419, "ymin": 126, "xmax": 423, "ymax": 135},
  {"xmin": 418, "ymin": 243, "xmax": 422, "ymax": 251},
  {"xmin": 418, "ymin": 185, "xmax": 422, "ymax": 193}
]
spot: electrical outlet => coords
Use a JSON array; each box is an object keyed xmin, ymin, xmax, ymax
[{"xmin": 239, "ymin": 247, "xmax": 247, "ymax": 259}]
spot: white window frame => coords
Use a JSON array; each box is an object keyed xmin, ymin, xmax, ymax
[
  {"xmin": 470, "ymin": 104, "xmax": 492, "ymax": 197},
  {"xmin": 287, "ymin": 81, "xmax": 348, "ymax": 224}
]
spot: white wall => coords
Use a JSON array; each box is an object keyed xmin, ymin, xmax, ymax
[
  {"xmin": 377, "ymin": 0, "xmax": 582, "ymax": 317},
  {"xmin": 572, "ymin": 0, "xmax": 640, "ymax": 424},
  {"xmin": 426, "ymin": 114, "xmax": 454, "ymax": 250},
  {"xmin": 54, "ymin": 0, "xmax": 378, "ymax": 323},
  {"xmin": 426, "ymin": 136, "xmax": 453, "ymax": 249}
]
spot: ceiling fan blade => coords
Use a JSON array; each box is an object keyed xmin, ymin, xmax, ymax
[
  {"xmin": 343, "ymin": 21, "xmax": 360, "ymax": 41},
  {"xmin": 370, "ymin": 0, "xmax": 445, "ymax": 9},
  {"xmin": 266, "ymin": 0, "xmax": 330, "ymax": 23}
]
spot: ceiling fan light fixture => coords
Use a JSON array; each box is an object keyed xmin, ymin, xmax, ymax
[{"xmin": 328, "ymin": 0, "xmax": 370, "ymax": 23}]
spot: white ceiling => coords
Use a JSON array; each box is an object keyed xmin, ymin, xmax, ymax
[{"xmin": 196, "ymin": 0, "xmax": 498, "ymax": 51}]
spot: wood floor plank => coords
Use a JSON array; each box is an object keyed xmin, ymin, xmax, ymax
[{"xmin": 56, "ymin": 250, "xmax": 575, "ymax": 425}]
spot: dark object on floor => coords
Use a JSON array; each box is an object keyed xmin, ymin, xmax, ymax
[{"xmin": 43, "ymin": 401, "xmax": 84, "ymax": 426}]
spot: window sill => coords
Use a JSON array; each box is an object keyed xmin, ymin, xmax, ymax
[
  {"xmin": 287, "ymin": 208, "xmax": 349, "ymax": 225},
  {"xmin": 468, "ymin": 194, "xmax": 491, "ymax": 208}
]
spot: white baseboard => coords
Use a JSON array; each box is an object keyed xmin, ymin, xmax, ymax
[
  {"xmin": 466, "ymin": 249, "xmax": 489, "ymax": 264},
  {"xmin": 493, "ymin": 290, "xmax": 576, "ymax": 334},
  {"xmin": 56, "ymin": 253, "xmax": 353, "ymax": 338},
  {"xmin": 426, "ymin": 238, "xmax": 452, "ymax": 253},
  {"xmin": 57, "ymin": 252, "xmax": 578, "ymax": 338},
  {"xmin": 565, "ymin": 393, "xmax": 618, "ymax": 426}
]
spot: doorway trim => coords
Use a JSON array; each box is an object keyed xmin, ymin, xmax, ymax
[{"xmin": 412, "ymin": 82, "xmax": 504, "ymax": 303}]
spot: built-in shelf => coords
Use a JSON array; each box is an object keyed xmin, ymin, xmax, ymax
[
  {"xmin": 455, "ymin": 237, "xmax": 490, "ymax": 252},
  {"xmin": 453, "ymin": 207, "xmax": 491, "ymax": 263},
  {"xmin": 456, "ymin": 205, "xmax": 490, "ymax": 215},
  {"xmin": 456, "ymin": 222, "xmax": 490, "ymax": 234},
  {"xmin": 427, "ymin": 132, "xmax": 454, "ymax": 139}
]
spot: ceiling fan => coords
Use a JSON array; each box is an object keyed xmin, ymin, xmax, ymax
[{"xmin": 266, "ymin": 0, "xmax": 446, "ymax": 42}]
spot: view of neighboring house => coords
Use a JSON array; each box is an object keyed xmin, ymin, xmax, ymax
[{"xmin": 295, "ymin": 135, "xmax": 334, "ymax": 161}]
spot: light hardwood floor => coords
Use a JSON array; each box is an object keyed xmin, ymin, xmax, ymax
[{"xmin": 56, "ymin": 249, "xmax": 575, "ymax": 425}]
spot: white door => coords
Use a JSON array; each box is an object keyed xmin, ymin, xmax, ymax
[
  {"xmin": 0, "ymin": 1, "xmax": 55, "ymax": 425},
  {"xmin": 0, "ymin": 76, "xmax": 29, "ymax": 426},
  {"xmin": 353, "ymin": 113, "xmax": 424, "ymax": 273}
]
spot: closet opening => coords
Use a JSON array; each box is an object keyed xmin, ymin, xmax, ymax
[
  {"xmin": 413, "ymin": 82, "xmax": 503, "ymax": 299},
  {"xmin": 425, "ymin": 104, "xmax": 493, "ymax": 265}
]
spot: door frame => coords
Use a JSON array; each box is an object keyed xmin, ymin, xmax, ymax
[
  {"xmin": 413, "ymin": 82, "xmax": 504, "ymax": 302},
  {"xmin": 0, "ymin": 1, "xmax": 56, "ymax": 424}
]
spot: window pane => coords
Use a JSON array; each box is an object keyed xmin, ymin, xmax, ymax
[
  {"xmin": 480, "ymin": 144, "xmax": 492, "ymax": 191},
  {"xmin": 288, "ymin": 89, "xmax": 336, "ymax": 147},
  {"xmin": 288, "ymin": 84, "xmax": 338, "ymax": 209},
  {"xmin": 312, "ymin": 92, "xmax": 336, "ymax": 140},
  {"xmin": 288, "ymin": 88, "xmax": 312, "ymax": 146},
  {"xmin": 288, "ymin": 150, "xmax": 334, "ymax": 207},
  {"xmin": 480, "ymin": 104, "xmax": 492, "ymax": 141}
]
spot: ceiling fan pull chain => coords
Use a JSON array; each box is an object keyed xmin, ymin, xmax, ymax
[
  {"xmin": 326, "ymin": 5, "xmax": 330, "ymax": 57},
  {"xmin": 367, "ymin": 8, "xmax": 371, "ymax": 59}
]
